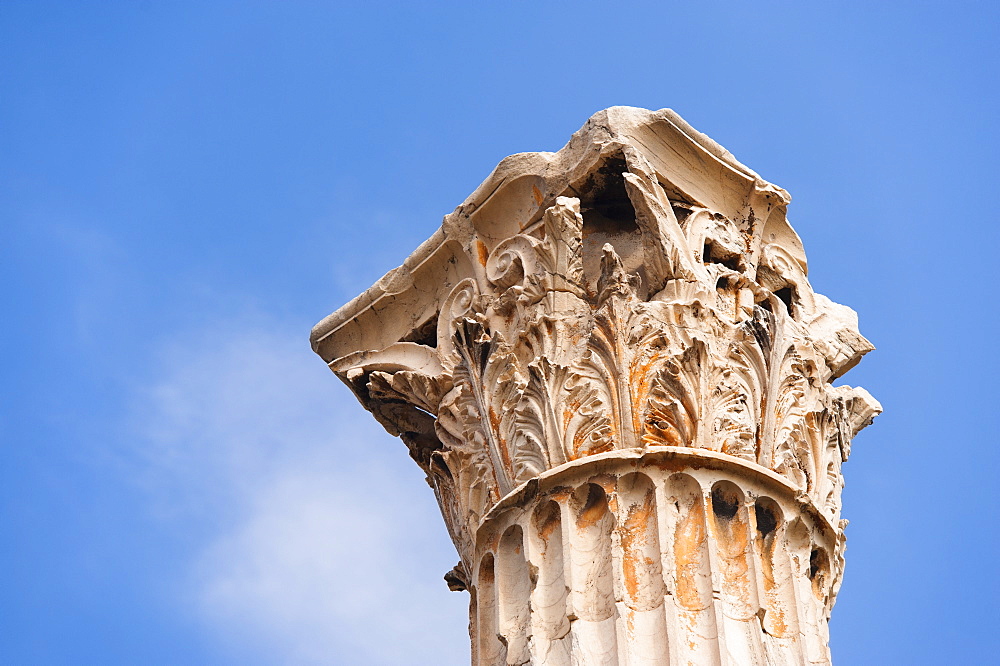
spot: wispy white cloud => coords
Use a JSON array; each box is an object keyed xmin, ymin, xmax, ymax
[{"xmin": 133, "ymin": 319, "xmax": 469, "ymax": 665}]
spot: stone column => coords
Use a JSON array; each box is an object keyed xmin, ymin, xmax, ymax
[{"xmin": 311, "ymin": 107, "xmax": 880, "ymax": 665}]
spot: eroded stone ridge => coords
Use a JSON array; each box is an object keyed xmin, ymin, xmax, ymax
[{"xmin": 312, "ymin": 107, "xmax": 880, "ymax": 665}]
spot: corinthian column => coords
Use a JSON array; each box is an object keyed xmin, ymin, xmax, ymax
[{"xmin": 311, "ymin": 107, "xmax": 880, "ymax": 665}]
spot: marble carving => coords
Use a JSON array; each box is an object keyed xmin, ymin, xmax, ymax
[{"xmin": 312, "ymin": 107, "xmax": 880, "ymax": 665}]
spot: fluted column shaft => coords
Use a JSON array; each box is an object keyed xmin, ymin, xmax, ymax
[{"xmin": 471, "ymin": 449, "xmax": 836, "ymax": 666}]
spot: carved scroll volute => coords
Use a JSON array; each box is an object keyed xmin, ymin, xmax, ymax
[
  {"xmin": 485, "ymin": 195, "xmax": 586, "ymax": 310},
  {"xmin": 485, "ymin": 235, "xmax": 539, "ymax": 290},
  {"xmin": 480, "ymin": 197, "xmax": 597, "ymax": 467},
  {"xmin": 438, "ymin": 277, "xmax": 481, "ymax": 357}
]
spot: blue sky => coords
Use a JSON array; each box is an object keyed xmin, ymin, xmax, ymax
[{"xmin": 2, "ymin": 2, "xmax": 997, "ymax": 664}]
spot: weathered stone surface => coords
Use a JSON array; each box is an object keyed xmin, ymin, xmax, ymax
[{"xmin": 312, "ymin": 107, "xmax": 880, "ymax": 664}]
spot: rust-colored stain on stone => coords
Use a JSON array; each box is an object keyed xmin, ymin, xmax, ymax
[
  {"xmin": 487, "ymin": 407, "xmax": 514, "ymax": 475},
  {"xmin": 674, "ymin": 493, "xmax": 708, "ymax": 611},
  {"xmin": 531, "ymin": 184, "xmax": 545, "ymax": 206},
  {"xmin": 474, "ymin": 239, "xmax": 489, "ymax": 267},
  {"xmin": 649, "ymin": 456, "xmax": 688, "ymax": 474},
  {"xmin": 619, "ymin": 489, "xmax": 656, "ymax": 604},
  {"xmin": 534, "ymin": 501, "xmax": 561, "ymax": 542},
  {"xmin": 755, "ymin": 515, "xmax": 788, "ymax": 637},
  {"xmin": 810, "ymin": 547, "xmax": 830, "ymax": 602},
  {"xmin": 710, "ymin": 486, "xmax": 754, "ymax": 619},
  {"xmin": 574, "ymin": 484, "xmax": 609, "ymax": 530}
]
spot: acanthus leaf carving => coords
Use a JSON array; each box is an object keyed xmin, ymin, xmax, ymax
[
  {"xmin": 640, "ymin": 343, "xmax": 702, "ymax": 449},
  {"xmin": 709, "ymin": 335, "xmax": 766, "ymax": 461},
  {"xmin": 447, "ymin": 317, "xmax": 515, "ymax": 499},
  {"xmin": 491, "ymin": 351, "xmax": 548, "ymax": 486},
  {"xmin": 768, "ymin": 348, "xmax": 812, "ymax": 491},
  {"xmin": 367, "ymin": 369, "xmax": 451, "ymax": 416},
  {"xmin": 562, "ymin": 355, "xmax": 616, "ymax": 460}
]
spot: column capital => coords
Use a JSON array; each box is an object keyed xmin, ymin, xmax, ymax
[{"xmin": 312, "ymin": 107, "xmax": 879, "ymax": 664}]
